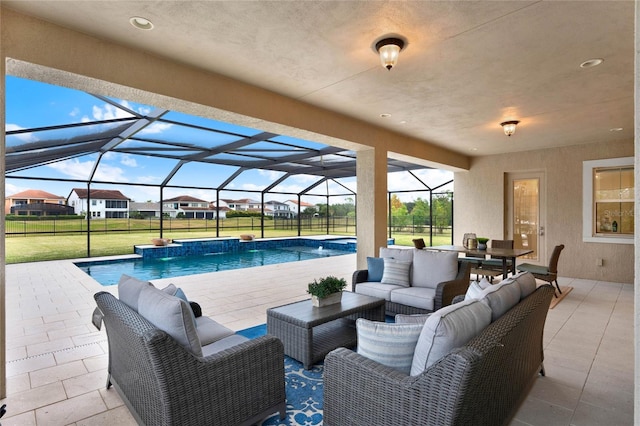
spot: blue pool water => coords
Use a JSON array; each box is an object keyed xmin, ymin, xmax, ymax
[{"xmin": 76, "ymin": 246, "xmax": 350, "ymax": 286}]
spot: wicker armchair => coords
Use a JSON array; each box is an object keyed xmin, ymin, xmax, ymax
[
  {"xmin": 324, "ymin": 285, "xmax": 555, "ymax": 426},
  {"xmin": 94, "ymin": 291, "xmax": 286, "ymax": 426}
]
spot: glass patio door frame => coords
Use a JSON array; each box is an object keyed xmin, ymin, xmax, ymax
[{"xmin": 506, "ymin": 171, "xmax": 546, "ymax": 264}]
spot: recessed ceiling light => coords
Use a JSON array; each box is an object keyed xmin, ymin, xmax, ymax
[
  {"xmin": 609, "ymin": 127, "xmax": 623, "ymax": 132},
  {"xmin": 380, "ymin": 113, "xmax": 392, "ymax": 118},
  {"xmin": 470, "ymin": 147, "xmax": 478, "ymax": 151},
  {"xmin": 580, "ymin": 58, "xmax": 603, "ymax": 69},
  {"xmin": 399, "ymin": 120, "xmax": 407, "ymax": 124},
  {"xmin": 130, "ymin": 16, "xmax": 154, "ymax": 30}
]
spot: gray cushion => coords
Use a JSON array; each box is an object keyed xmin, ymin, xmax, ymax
[
  {"xmin": 389, "ymin": 286, "xmax": 436, "ymax": 311},
  {"xmin": 514, "ymin": 271, "xmax": 537, "ymax": 299},
  {"xmin": 410, "ymin": 299, "xmax": 492, "ymax": 376},
  {"xmin": 411, "ymin": 249, "xmax": 459, "ymax": 289},
  {"xmin": 380, "ymin": 247, "xmax": 414, "ymax": 263},
  {"xmin": 161, "ymin": 284, "xmax": 197, "ymax": 327},
  {"xmin": 479, "ymin": 279, "xmax": 521, "ymax": 321},
  {"xmin": 395, "ymin": 313, "xmax": 431, "ymax": 325},
  {"xmin": 118, "ymin": 274, "xmax": 152, "ymax": 311},
  {"xmin": 195, "ymin": 316, "xmax": 236, "ymax": 346},
  {"xmin": 355, "ymin": 282, "xmax": 404, "ymax": 301},
  {"xmin": 138, "ymin": 285, "xmax": 202, "ymax": 357},
  {"xmin": 201, "ymin": 334, "xmax": 249, "ymax": 357},
  {"xmin": 380, "ymin": 258, "xmax": 411, "ymax": 287},
  {"xmin": 356, "ymin": 318, "xmax": 423, "ymax": 374}
]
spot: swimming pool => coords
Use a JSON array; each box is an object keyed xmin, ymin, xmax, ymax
[{"xmin": 76, "ymin": 245, "xmax": 350, "ymax": 286}]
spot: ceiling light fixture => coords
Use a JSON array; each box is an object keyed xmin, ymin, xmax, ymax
[
  {"xmin": 500, "ymin": 120, "xmax": 520, "ymax": 137},
  {"xmin": 580, "ymin": 58, "xmax": 603, "ymax": 68},
  {"xmin": 375, "ymin": 37, "xmax": 405, "ymax": 70},
  {"xmin": 130, "ymin": 16, "xmax": 154, "ymax": 30}
]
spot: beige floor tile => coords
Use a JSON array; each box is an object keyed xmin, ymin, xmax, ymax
[
  {"xmin": 75, "ymin": 405, "xmax": 136, "ymax": 426},
  {"xmin": 2, "ymin": 253, "xmax": 634, "ymax": 425},
  {"xmin": 29, "ymin": 360, "xmax": 88, "ymax": 388},
  {"xmin": 570, "ymin": 400, "xmax": 633, "ymax": 426},
  {"xmin": 34, "ymin": 390, "xmax": 107, "ymax": 425}
]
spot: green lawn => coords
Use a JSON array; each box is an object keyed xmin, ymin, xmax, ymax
[{"xmin": 6, "ymin": 228, "xmax": 451, "ymax": 264}]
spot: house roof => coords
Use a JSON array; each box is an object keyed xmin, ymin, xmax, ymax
[
  {"xmin": 164, "ymin": 195, "xmax": 208, "ymax": 203},
  {"xmin": 7, "ymin": 189, "xmax": 64, "ymax": 200},
  {"xmin": 69, "ymin": 188, "xmax": 130, "ymax": 200},
  {"xmin": 286, "ymin": 200, "xmax": 316, "ymax": 207}
]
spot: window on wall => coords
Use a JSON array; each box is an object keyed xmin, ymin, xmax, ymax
[{"xmin": 583, "ymin": 157, "xmax": 634, "ymax": 244}]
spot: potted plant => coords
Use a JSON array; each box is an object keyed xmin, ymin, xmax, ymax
[
  {"xmin": 307, "ymin": 276, "xmax": 347, "ymax": 307},
  {"xmin": 476, "ymin": 237, "xmax": 489, "ymax": 250}
]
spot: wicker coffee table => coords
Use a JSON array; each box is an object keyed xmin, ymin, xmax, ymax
[{"xmin": 267, "ymin": 292, "xmax": 385, "ymax": 369}]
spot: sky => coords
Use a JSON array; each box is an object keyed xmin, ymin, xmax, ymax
[{"xmin": 5, "ymin": 75, "xmax": 453, "ymax": 205}]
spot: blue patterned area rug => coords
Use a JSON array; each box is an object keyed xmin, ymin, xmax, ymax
[{"xmin": 237, "ymin": 324, "xmax": 324, "ymax": 426}]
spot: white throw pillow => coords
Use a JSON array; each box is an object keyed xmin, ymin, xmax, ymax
[
  {"xmin": 410, "ymin": 299, "xmax": 492, "ymax": 376},
  {"xmin": 465, "ymin": 277, "xmax": 492, "ymax": 300},
  {"xmin": 356, "ymin": 318, "xmax": 423, "ymax": 374},
  {"xmin": 380, "ymin": 258, "xmax": 412, "ymax": 287},
  {"xmin": 411, "ymin": 249, "xmax": 459, "ymax": 289},
  {"xmin": 138, "ymin": 285, "xmax": 202, "ymax": 357}
]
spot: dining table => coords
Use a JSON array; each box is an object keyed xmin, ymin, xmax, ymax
[{"xmin": 425, "ymin": 245, "xmax": 534, "ymax": 279}]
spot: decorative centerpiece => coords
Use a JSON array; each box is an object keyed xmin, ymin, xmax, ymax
[
  {"xmin": 476, "ymin": 237, "xmax": 489, "ymax": 250},
  {"xmin": 307, "ymin": 276, "xmax": 347, "ymax": 307}
]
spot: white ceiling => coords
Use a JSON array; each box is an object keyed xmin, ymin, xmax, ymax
[{"xmin": 3, "ymin": 1, "xmax": 635, "ymax": 157}]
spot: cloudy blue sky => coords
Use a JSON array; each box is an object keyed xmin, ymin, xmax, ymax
[{"xmin": 5, "ymin": 76, "xmax": 453, "ymax": 204}]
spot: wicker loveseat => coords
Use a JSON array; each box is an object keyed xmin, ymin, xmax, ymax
[
  {"xmin": 324, "ymin": 277, "xmax": 554, "ymax": 426},
  {"xmin": 352, "ymin": 247, "xmax": 471, "ymax": 315},
  {"xmin": 94, "ymin": 275, "xmax": 286, "ymax": 426}
]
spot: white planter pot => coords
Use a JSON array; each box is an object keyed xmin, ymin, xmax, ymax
[{"xmin": 311, "ymin": 292, "xmax": 343, "ymax": 307}]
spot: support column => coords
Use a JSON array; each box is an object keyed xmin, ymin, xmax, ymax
[
  {"xmin": 356, "ymin": 148, "xmax": 388, "ymax": 269},
  {"xmin": 0, "ymin": 4, "xmax": 7, "ymax": 398}
]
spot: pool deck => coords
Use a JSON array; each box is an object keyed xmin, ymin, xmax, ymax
[{"xmin": 1, "ymin": 252, "xmax": 634, "ymax": 425}]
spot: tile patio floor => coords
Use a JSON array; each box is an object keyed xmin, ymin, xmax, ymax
[{"xmin": 0, "ymin": 253, "xmax": 634, "ymax": 425}]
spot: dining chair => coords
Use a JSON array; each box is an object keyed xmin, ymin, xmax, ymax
[
  {"xmin": 479, "ymin": 239, "xmax": 514, "ymax": 281},
  {"xmin": 517, "ymin": 244, "xmax": 565, "ymax": 296}
]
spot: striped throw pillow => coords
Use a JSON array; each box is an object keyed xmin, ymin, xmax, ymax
[
  {"xmin": 380, "ymin": 258, "xmax": 411, "ymax": 287},
  {"xmin": 356, "ymin": 318, "xmax": 423, "ymax": 374}
]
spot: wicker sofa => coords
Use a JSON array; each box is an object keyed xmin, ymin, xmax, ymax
[
  {"xmin": 352, "ymin": 247, "xmax": 471, "ymax": 315},
  {"xmin": 94, "ymin": 275, "xmax": 286, "ymax": 426},
  {"xmin": 324, "ymin": 276, "xmax": 554, "ymax": 426}
]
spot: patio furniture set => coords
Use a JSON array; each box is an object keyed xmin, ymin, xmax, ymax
[{"xmin": 92, "ymin": 244, "xmax": 557, "ymax": 425}]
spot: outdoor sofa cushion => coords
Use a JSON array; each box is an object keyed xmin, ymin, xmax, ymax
[
  {"xmin": 117, "ymin": 274, "xmax": 152, "ymax": 311},
  {"xmin": 410, "ymin": 298, "xmax": 492, "ymax": 376},
  {"xmin": 478, "ymin": 279, "xmax": 521, "ymax": 321},
  {"xmin": 366, "ymin": 257, "xmax": 385, "ymax": 282},
  {"xmin": 138, "ymin": 284, "xmax": 203, "ymax": 357},
  {"xmin": 354, "ymin": 282, "xmax": 405, "ymax": 300},
  {"xmin": 356, "ymin": 318, "xmax": 423, "ymax": 375},
  {"xmin": 411, "ymin": 249, "xmax": 459, "ymax": 289},
  {"xmin": 390, "ymin": 286, "xmax": 437, "ymax": 311},
  {"xmin": 380, "ymin": 258, "xmax": 412, "ymax": 287}
]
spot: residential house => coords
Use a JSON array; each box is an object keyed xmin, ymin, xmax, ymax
[
  {"xmin": 264, "ymin": 200, "xmax": 293, "ymax": 218},
  {"xmin": 67, "ymin": 188, "xmax": 130, "ymax": 219},
  {"xmin": 163, "ymin": 196, "xmax": 228, "ymax": 219},
  {"xmin": 285, "ymin": 200, "xmax": 317, "ymax": 217},
  {"xmin": 5, "ymin": 189, "xmax": 73, "ymax": 216},
  {"xmin": 222, "ymin": 198, "xmax": 263, "ymax": 213}
]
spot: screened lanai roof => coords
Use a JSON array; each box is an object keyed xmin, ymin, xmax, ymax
[{"xmin": 5, "ymin": 76, "xmax": 430, "ymax": 196}]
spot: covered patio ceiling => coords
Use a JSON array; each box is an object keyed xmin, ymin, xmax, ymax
[{"xmin": 5, "ymin": 79, "xmax": 432, "ymax": 197}]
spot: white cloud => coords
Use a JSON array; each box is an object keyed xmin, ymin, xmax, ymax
[
  {"xmin": 69, "ymin": 107, "xmax": 80, "ymax": 117},
  {"xmin": 5, "ymin": 124, "xmax": 39, "ymax": 143},
  {"xmin": 120, "ymin": 154, "xmax": 138, "ymax": 167},
  {"xmin": 139, "ymin": 122, "xmax": 173, "ymax": 134},
  {"xmin": 46, "ymin": 158, "xmax": 128, "ymax": 182}
]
